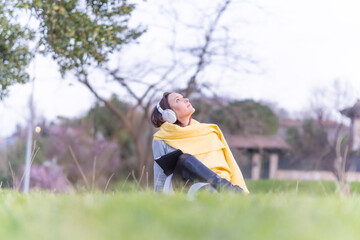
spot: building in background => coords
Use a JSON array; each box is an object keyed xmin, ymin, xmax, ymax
[
  {"xmin": 341, "ymin": 100, "xmax": 360, "ymax": 152},
  {"xmin": 228, "ymin": 135, "xmax": 290, "ymax": 180},
  {"xmin": 227, "ymin": 108, "xmax": 360, "ymax": 180}
]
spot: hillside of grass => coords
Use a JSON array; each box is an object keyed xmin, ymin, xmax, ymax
[{"xmin": 1, "ymin": 180, "xmax": 360, "ymax": 240}]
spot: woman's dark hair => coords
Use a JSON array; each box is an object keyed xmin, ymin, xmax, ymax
[{"xmin": 151, "ymin": 92, "xmax": 173, "ymax": 128}]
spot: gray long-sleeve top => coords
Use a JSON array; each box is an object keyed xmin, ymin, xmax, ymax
[{"xmin": 152, "ymin": 140, "xmax": 176, "ymax": 193}]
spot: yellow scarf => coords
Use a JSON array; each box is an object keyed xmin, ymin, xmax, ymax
[{"xmin": 153, "ymin": 119, "xmax": 249, "ymax": 194}]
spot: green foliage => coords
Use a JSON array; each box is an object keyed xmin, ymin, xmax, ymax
[
  {"xmin": 4, "ymin": 135, "xmax": 46, "ymax": 174},
  {"xmin": 228, "ymin": 100, "xmax": 279, "ymax": 135},
  {"xmin": 193, "ymin": 98, "xmax": 279, "ymax": 135},
  {"xmin": 16, "ymin": 0, "xmax": 144, "ymax": 76},
  {"xmin": 301, "ymin": 119, "xmax": 328, "ymax": 155},
  {"xmin": 285, "ymin": 119, "xmax": 329, "ymax": 162},
  {"xmin": 0, "ymin": 1, "xmax": 34, "ymax": 99},
  {"xmin": 3, "ymin": 139, "xmax": 27, "ymax": 172},
  {"xmin": 83, "ymin": 96, "xmax": 134, "ymax": 158},
  {"xmin": 86, "ymin": 96, "xmax": 127, "ymax": 137},
  {"xmin": 285, "ymin": 126, "xmax": 301, "ymax": 148}
]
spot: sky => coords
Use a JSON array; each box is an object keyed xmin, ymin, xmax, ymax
[{"xmin": 1, "ymin": 0, "xmax": 360, "ymax": 138}]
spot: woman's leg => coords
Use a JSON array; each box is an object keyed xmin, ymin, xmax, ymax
[{"xmin": 174, "ymin": 153, "xmax": 243, "ymax": 193}]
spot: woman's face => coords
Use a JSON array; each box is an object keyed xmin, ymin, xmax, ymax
[{"xmin": 168, "ymin": 92, "xmax": 195, "ymax": 119}]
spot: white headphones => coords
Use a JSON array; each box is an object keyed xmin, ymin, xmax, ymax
[{"xmin": 157, "ymin": 101, "xmax": 177, "ymax": 124}]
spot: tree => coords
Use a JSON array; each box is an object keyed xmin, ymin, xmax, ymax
[
  {"xmin": 15, "ymin": 0, "xmax": 149, "ymax": 174},
  {"xmin": 309, "ymin": 79, "xmax": 354, "ymax": 123},
  {"xmin": 285, "ymin": 119, "xmax": 334, "ymax": 170},
  {"xmin": 11, "ymin": 0, "xmax": 256, "ymax": 179},
  {"xmin": 308, "ymin": 79, "xmax": 355, "ymax": 183},
  {"xmin": 0, "ymin": 0, "xmax": 34, "ymax": 99},
  {"xmin": 192, "ymin": 97, "xmax": 279, "ymax": 135},
  {"xmin": 16, "ymin": 0, "xmax": 144, "ymax": 76},
  {"xmin": 82, "ymin": 96, "xmax": 134, "ymax": 160},
  {"xmin": 226, "ymin": 100, "xmax": 279, "ymax": 135},
  {"xmin": 44, "ymin": 123, "xmax": 123, "ymax": 189}
]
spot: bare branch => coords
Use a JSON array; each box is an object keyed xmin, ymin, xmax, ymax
[
  {"xmin": 76, "ymin": 71, "xmax": 135, "ymax": 138},
  {"xmin": 184, "ymin": 0, "xmax": 232, "ymax": 97},
  {"xmin": 107, "ymin": 69, "xmax": 141, "ymax": 103}
]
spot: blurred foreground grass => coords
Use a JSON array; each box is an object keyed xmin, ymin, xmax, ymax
[{"xmin": 1, "ymin": 180, "xmax": 360, "ymax": 240}]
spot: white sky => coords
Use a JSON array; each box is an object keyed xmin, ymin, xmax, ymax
[{"xmin": 1, "ymin": 0, "xmax": 360, "ymax": 138}]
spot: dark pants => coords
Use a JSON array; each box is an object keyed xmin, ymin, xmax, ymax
[{"xmin": 172, "ymin": 153, "xmax": 243, "ymax": 193}]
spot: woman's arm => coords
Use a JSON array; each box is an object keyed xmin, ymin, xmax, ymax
[{"xmin": 152, "ymin": 140, "xmax": 176, "ymax": 193}]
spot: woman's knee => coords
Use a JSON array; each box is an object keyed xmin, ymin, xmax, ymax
[{"xmin": 174, "ymin": 154, "xmax": 188, "ymax": 173}]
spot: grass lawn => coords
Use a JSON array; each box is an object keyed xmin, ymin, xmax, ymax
[{"xmin": 1, "ymin": 180, "xmax": 360, "ymax": 240}]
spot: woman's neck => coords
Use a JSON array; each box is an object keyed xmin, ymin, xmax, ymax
[{"xmin": 178, "ymin": 116, "xmax": 191, "ymax": 127}]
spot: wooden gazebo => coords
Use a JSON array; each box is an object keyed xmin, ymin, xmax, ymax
[{"xmin": 228, "ymin": 135, "xmax": 290, "ymax": 179}]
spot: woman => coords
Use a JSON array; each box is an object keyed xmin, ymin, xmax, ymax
[{"xmin": 151, "ymin": 92, "xmax": 249, "ymax": 194}]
